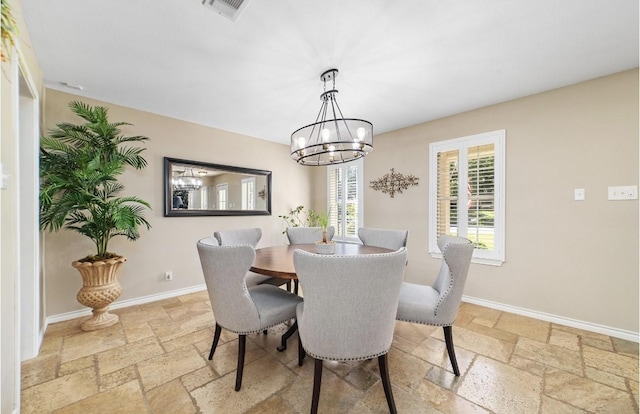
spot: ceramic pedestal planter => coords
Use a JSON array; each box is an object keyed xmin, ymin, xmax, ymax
[
  {"xmin": 72, "ymin": 256, "xmax": 126, "ymax": 331},
  {"xmin": 315, "ymin": 241, "xmax": 335, "ymax": 255}
]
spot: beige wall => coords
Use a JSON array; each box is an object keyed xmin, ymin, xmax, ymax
[
  {"xmin": 42, "ymin": 72, "xmax": 639, "ymax": 336},
  {"xmin": 360, "ymin": 69, "xmax": 638, "ymax": 334},
  {"xmin": 43, "ymin": 90, "xmax": 315, "ymax": 316}
]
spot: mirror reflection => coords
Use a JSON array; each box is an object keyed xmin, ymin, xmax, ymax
[{"xmin": 164, "ymin": 157, "xmax": 271, "ymax": 216}]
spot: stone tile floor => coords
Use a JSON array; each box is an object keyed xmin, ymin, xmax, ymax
[{"xmin": 21, "ymin": 290, "xmax": 639, "ymax": 413}]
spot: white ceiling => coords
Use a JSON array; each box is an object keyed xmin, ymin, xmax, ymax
[{"xmin": 22, "ymin": 0, "xmax": 638, "ymax": 145}]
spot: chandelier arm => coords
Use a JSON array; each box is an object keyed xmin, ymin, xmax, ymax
[{"xmin": 331, "ymin": 99, "xmax": 356, "ymax": 141}]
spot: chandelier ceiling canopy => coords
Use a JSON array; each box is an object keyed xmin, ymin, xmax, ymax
[{"xmin": 290, "ymin": 69, "xmax": 373, "ymax": 166}]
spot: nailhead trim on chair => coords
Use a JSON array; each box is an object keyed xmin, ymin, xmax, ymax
[{"xmin": 301, "ymin": 346, "xmax": 391, "ymax": 362}]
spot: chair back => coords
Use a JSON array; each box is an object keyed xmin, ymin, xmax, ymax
[
  {"xmin": 431, "ymin": 235, "xmax": 474, "ymax": 323},
  {"xmin": 196, "ymin": 241, "xmax": 262, "ymax": 333},
  {"xmin": 358, "ymin": 227, "xmax": 408, "ymax": 250},
  {"xmin": 214, "ymin": 228, "xmax": 262, "ymax": 248},
  {"xmin": 286, "ymin": 226, "xmax": 335, "ymax": 244},
  {"xmin": 293, "ymin": 248, "xmax": 407, "ymax": 361}
]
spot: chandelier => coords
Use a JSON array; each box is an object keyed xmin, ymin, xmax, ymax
[
  {"xmin": 172, "ymin": 168, "xmax": 203, "ymax": 191},
  {"xmin": 290, "ymin": 68, "xmax": 373, "ymax": 166}
]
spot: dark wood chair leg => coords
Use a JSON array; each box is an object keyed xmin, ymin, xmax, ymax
[
  {"xmin": 208, "ymin": 323, "xmax": 222, "ymax": 360},
  {"xmin": 277, "ymin": 320, "xmax": 298, "ymax": 352},
  {"xmin": 443, "ymin": 325, "xmax": 460, "ymax": 376},
  {"xmin": 235, "ymin": 335, "xmax": 246, "ymax": 391},
  {"xmin": 378, "ymin": 354, "xmax": 397, "ymax": 414},
  {"xmin": 311, "ymin": 358, "xmax": 323, "ymax": 414},
  {"xmin": 294, "ymin": 280, "xmax": 299, "ymax": 295},
  {"xmin": 298, "ymin": 336, "xmax": 305, "ymax": 366},
  {"xmin": 286, "ymin": 280, "xmax": 292, "ymax": 292},
  {"xmin": 263, "ymin": 329, "xmax": 267, "ymax": 335}
]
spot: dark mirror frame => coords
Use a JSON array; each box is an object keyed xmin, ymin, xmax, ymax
[{"xmin": 163, "ymin": 157, "xmax": 272, "ymax": 217}]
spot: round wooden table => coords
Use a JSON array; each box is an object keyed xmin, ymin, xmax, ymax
[{"xmin": 250, "ymin": 243, "xmax": 394, "ymax": 280}]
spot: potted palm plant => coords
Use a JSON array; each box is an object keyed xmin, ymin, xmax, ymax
[{"xmin": 40, "ymin": 101, "xmax": 151, "ymax": 331}]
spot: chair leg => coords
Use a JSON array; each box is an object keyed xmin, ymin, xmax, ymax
[
  {"xmin": 298, "ymin": 336, "xmax": 305, "ymax": 366},
  {"xmin": 443, "ymin": 326, "xmax": 460, "ymax": 376},
  {"xmin": 286, "ymin": 280, "xmax": 292, "ymax": 292},
  {"xmin": 378, "ymin": 354, "xmax": 397, "ymax": 414},
  {"xmin": 208, "ymin": 323, "xmax": 222, "ymax": 360},
  {"xmin": 311, "ymin": 358, "xmax": 323, "ymax": 414},
  {"xmin": 294, "ymin": 280, "xmax": 299, "ymax": 295},
  {"xmin": 235, "ymin": 335, "xmax": 246, "ymax": 391}
]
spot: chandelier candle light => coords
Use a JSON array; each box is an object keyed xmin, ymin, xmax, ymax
[
  {"xmin": 172, "ymin": 168, "xmax": 203, "ymax": 191},
  {"xmin": 291, "ymin": 68, "xmax": 373, "ymax": 166}
]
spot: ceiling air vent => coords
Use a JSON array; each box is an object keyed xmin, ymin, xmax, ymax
[{"xmin": 201, "ymin": 0, "xmax": 250, "ymax": 22}]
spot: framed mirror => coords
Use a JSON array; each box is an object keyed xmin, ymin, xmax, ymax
[{"xmin": 164, "ymin": 157, "xmax": 272, "ymax": 216}]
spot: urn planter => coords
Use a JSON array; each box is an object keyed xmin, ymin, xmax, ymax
[{"xmin": 72, "ymin": 256, "xmax": 126, "ymax": 331}]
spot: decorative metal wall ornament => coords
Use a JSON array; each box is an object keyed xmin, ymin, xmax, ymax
[{"xmin": 369, "ymin": 168, "xmax": 419, "ymax": 198}]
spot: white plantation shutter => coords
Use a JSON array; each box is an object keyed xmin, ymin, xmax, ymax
[
  {"xmin": 328, "ymin": 159, "xmax": 363, "ymax": 242},
  {"xmin": 430, "ymin": 130, "xmax": 505, "ymax": 265}
]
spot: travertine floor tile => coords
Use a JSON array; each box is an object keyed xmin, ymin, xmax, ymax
[
  {"xmin": 22, "ymin": 292, "xmax": 638, "ymax": 414},
  {"xmin": 21, "ymin": 367, "xmax": 98, "ymax": 414},
  {"xmin": 495, "ymin": 312, "xmax": 550, "ymax": 342},
  {"xmin": 146, "ymin": 378, "xmax": 196, "ymax": 414},
  {"xmin": 514, "ymin": 337, "xmax": 583, "ymax": 375},
  {"xmin": 192, "ymin": 355, "xmax": 297, "ymax": 413},
  {"xmin": 583, "ymin": 345, "xmax": 638, "ymax": 380},
  {"xmin": 21, "ymin": 353, "xmax": 59, "ymax": 389},
  {"xmin": 411, "ymin": 336, "xmax": 475, "ymax": 375},
  {"xmin": 60, "ymin": 324, "xmax": 126, "ymax": 363},
  {"xmin": 457, "ymin": 355, "xmax": 542, "ymax": 413},
  {"xmin": 540, "ymin": 395, "xmax": 587, "ymax": 414},
  {"xmin": 97, "ymin": 336, "xmax": 163, "ymax": 375},
  {"xmin": 138, "ymin": 345, "xmax": 207, "ymax": 391},
  {"xmin": 51, "ymin": 380, "xmax": 147, "ymax": 414},
  {"xmin": 545, "ymin": 368, "xmax": 636, "ymax": 413},
  {"xmin": 432, "ymin": 325, "xmax": 514, "ymax": 363}
]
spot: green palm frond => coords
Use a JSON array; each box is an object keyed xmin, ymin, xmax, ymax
[{"xmin": 39, "ymin": 101, "xmax": 152, "ymax": 260}]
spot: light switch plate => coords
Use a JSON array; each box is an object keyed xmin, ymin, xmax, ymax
[
  {"xmin": 574, "ymin": 188, "xmax": 585, "ymax": 201},
  {"xmin": 608, "ymin": 185, "xmax": 638, "ymax": 200}
]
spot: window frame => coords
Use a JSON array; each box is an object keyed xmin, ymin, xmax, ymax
[
  {"xmin": 327, "ymin": 158, "xmax": 364, "ymax": 243},
  {"xmin": 428, "ymin": 129, "xmax": 506, "ymax": 266}
]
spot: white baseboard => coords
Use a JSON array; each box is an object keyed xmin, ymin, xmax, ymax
[
  {"xmin": 45, "ymin": 284, "xmax": 207, "ymax": 326},
  {"xmin": 462, "ymin": 295, "xmax": 639, "ymax": 343},
  {"xmin": 45, "ymin": 286, "xmax": 638, "ymax": 344}
]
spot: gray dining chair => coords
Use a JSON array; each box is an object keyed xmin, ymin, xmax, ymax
[
  {"xmin": 294, "ymin": 248, "xmax": 408, "ymax": 414},
  {"xmin": 214, "ymin": 228, "xmax": 291, "ymax": 291},
  {"xmin": 285, "ymin": 226, "xmax": 335, "ymax": 244},
  {"xmin": 395, "ymin": 235, "xmax": 473, "ymax": 376},
  {"xmin": 358, "ymin": 227, "xmax": 408, "ymax": 250},
  {"xmin": 197, "ymin": 240, "xmax": 303, "ymax": 391}
]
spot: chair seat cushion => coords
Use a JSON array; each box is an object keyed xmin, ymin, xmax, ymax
[
  {"xmin": 245, "ymin": 271, "xmax": 275, "ymax": 287},
  {"xmin": 249, "ymin": 285, "xmax": 303, "ymax": 329},
  {"xmin": 396, "ymin": 282, "xmax": 441, "ymax": 324}
]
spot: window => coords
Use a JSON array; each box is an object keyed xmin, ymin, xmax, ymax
[
  {"xmin": 327, "ymin": 158, "xmax": 363, "ymax": 242},
  {"xmin": 429, "ymin": 130, "xmax": 505, "ymax": 265},
  {"xmin": 241, "ymin": 177, "xmax": 255, "ymax": 210},
  {"xmin": 217, "ymin": 183, "xmax": 228, "ymax": 210}
]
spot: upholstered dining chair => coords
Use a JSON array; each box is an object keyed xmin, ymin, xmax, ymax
[
  {"xmin": 358, "ymin": 227, "xmax": 408, "ymax": 250},
  {"xmin": 214, "ymin": 228, "xmax": 291, "ymax": 291},
  {"xmin": 285, "ymin": 226, "xmax": 335, "ymax": 244},
  {"xmin": 395, "ymin": 235, "xmax": 473, "ymax": 376},
  {"xmin": 196, "ymin": 241, "xmax": 303, "ymax": 391},
  {"xmin": 293, "ymin": 248, "xmax": 408, "ymax": 414}
]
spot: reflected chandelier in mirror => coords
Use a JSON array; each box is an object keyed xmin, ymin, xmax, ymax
[{"xmin": 163, "ymin": 157, "xmax": 272, "ymax": 216}]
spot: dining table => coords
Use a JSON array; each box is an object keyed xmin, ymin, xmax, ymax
[{"xmin": 250, "ymin": 242, "xmax": 395, "ymax": 351}]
